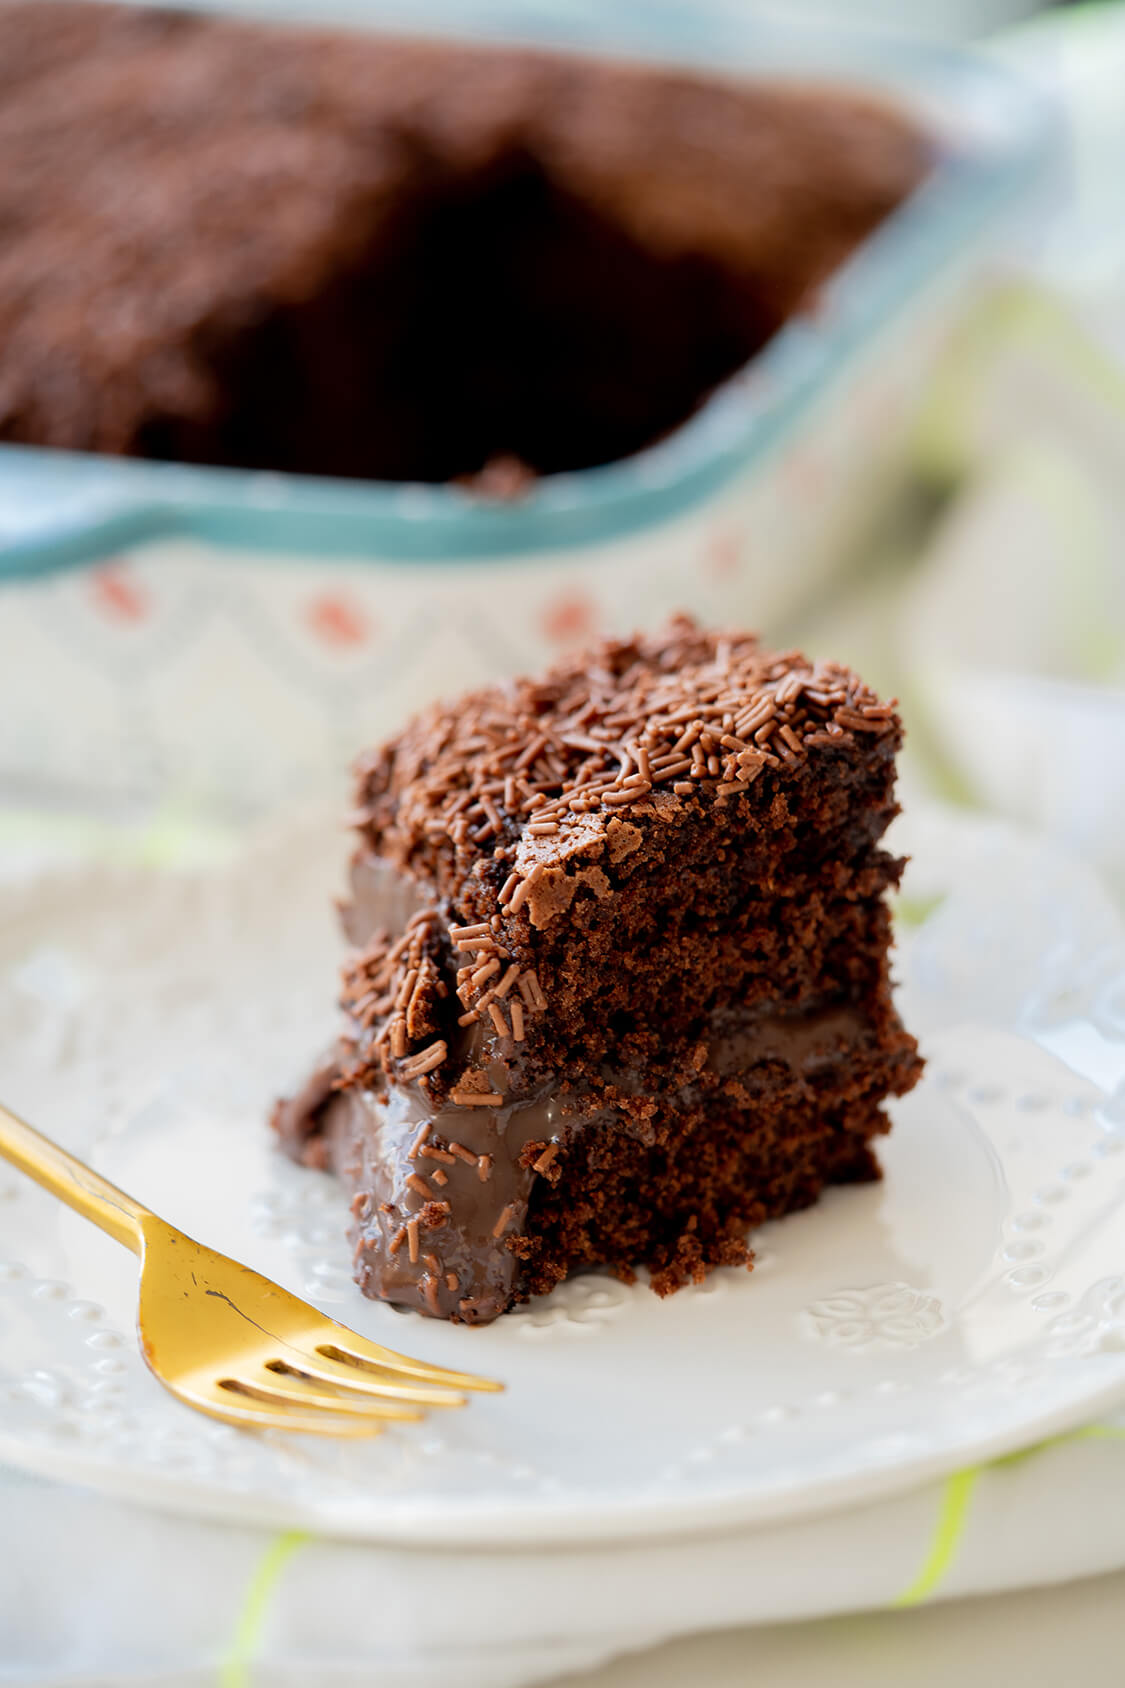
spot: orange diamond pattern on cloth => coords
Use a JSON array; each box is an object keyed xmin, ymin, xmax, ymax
[
  {"xmin": 90, "ymin": 562, "xmax": 148, "ymax": 624},
  {"xmin": 304, "ymin": 594, "xmax": 370, "ymax": 648},
  {"xmin": 539, "ymin": 589, "xmax": 598, "ymax": 646}
]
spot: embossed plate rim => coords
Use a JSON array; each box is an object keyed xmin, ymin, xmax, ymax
[{"xmin": 1, "ymin": 805, "xmax": 1125, "ymax": 1545}]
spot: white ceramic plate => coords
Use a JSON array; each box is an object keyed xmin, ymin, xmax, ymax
[{"xmin": 2, "ymin": 807, "xmax": 1125, "ymax": 1546}]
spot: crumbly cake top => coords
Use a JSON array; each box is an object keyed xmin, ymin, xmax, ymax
[
  {"xmin": 354, "ymin": 616, "xmax": 898, "ymax": 888},
  {"xmin": 342, "ymin": 619, "xmax": 900, "ymax": 1105}
]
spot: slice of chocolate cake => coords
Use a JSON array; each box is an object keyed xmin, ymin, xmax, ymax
[{"xmin": 274, "ymin": 620, "xmax": 922, "ymax": 1322}]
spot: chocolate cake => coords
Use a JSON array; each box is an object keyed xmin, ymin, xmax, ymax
[
  {"xmin": 0, "ymin": 2, "xmax": 929, "ymax": 482},
  {"xmin": 274, "ymin": 620, "xmax": 923, "ymax": 1322}
]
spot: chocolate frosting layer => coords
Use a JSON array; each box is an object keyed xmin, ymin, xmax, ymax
[
  {"xmin": 341, "ymin": 853, "xmax": 431, "ymax": 950},
  {"xmin": 275, "ymin": 839, "xmax": 870, "ymax": 1322},
  {"xmin": 321, "ymin": 1085, "xmax": 577, "ymax": 1322}
]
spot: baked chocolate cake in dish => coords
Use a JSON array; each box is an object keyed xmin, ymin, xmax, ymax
[
  {"xmin": 274, "ymin": 620, "xmax": 923, "ymax": 1322},
  {"xmin": 0, "ymin": 2, "xmax": 928, "ymax": 482}
]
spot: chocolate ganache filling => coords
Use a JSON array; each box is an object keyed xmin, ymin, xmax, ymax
[{"xmin": 276, "ymin": 851, "xmax": 872, "ymax": 1322}]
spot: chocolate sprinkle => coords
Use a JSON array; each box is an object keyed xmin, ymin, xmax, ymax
[{"xmin": 492, "ymin": 1203, "xmax": 517, "ymax": 1238}]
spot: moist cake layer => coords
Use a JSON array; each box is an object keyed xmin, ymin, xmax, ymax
[
  {"xmin": 277, "ymin": 999, "xmax": 908, "ymax": 1321},
  {"xmin": 274, "ymin": 620, "xmax": 923, "ymax": 1321}
]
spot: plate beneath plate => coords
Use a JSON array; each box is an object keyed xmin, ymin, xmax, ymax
[{"xmin": 1, "ymin": 807, "xmax": 1125, "ymax": 1545}]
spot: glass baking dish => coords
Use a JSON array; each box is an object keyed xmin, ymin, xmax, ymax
[
  {"xmin": 0, "ymin": 1, "xmax": 1054, "ymax": 576},
  {"xmin": 0, "ymin": 1, "xmax": 1057, "ymax": 822}
]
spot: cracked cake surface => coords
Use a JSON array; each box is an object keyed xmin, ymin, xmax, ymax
[{"xmin": 274, "ymin": 619, "xmax": 923, "ymax": 1322}]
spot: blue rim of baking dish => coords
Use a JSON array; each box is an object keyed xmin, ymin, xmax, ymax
[{"xmin": 0, "ymin": 3, "xmax": 1058, "ymax": 579}]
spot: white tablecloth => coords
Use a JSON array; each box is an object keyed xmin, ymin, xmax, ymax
[{"xmin": 4, "ymin": 1419, "xmax": 1125, "ymax": 1687}]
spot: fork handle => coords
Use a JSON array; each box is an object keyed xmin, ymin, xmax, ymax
[{"xmin": 0, "ymin": 1102, "xmax": 148, "ymax": 1254}]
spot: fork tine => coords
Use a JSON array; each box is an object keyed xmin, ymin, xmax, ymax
[
  {"xmin": 267, "ymin": 1353, "xmax": 466, "ymax": 1408},
  {"xmin": 310, "ymin": 1330, "xmax": 504, "ymax": 1393},
  {"xmin": 190, "ymin": 1394, "xmax": 387, "ymax": 1438},
  {"xmin": 220, "ymin": 1374, "xmax": 425, "ymax": 1423}
]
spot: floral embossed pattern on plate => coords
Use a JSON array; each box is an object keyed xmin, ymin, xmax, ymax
[
  {"xmin": 1, "ymin": 806, "xmax": 1124, "ymax": 1546},
  {"xmin": 803, "ymin": 1284, "xmax": 946, "ymax": 1350}
]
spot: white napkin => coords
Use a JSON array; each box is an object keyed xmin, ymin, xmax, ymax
[{"xmin": 4, "ymin": 1416, "xmax": 1125, "ymax": 1688}]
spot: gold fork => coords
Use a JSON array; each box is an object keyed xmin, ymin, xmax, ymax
[{"xmin": 0, "ymin": 1102, "xmax": 501, "ymax": 1435}]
